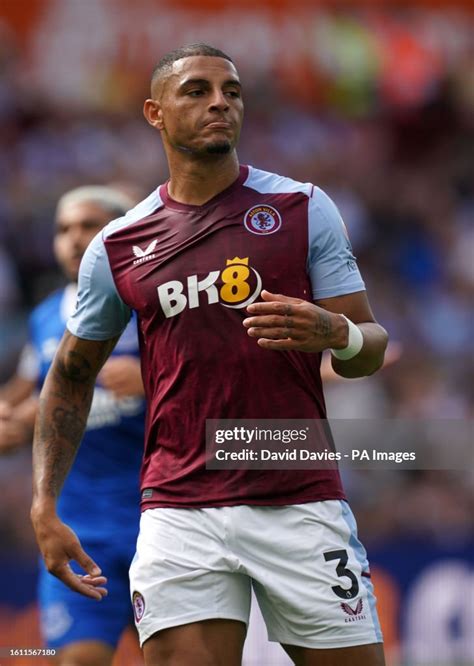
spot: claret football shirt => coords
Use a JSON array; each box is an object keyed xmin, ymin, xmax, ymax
[{"xmin": 68, "ymin": 165, "xmax": 365, "ymax": 509}]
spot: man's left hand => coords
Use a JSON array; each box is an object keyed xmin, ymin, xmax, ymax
[{"xmin": 243, "ymin": 290, "xmax": 348, "ymax": 353}]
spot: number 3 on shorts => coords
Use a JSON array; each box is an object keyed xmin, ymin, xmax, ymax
[{"xmin": 323, "ymin": 549, "xmax": 360, "ymax": 600}]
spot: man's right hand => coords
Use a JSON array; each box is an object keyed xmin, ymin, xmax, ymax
[{"xmin": 31, "ymin": 509, "xmax": 108, "ymax": 600}]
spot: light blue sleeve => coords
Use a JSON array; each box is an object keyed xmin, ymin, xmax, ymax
[
  {"xmin": 67, "ymin": 232, "xmax": 131, "ymax": 340},
  {"xmin": 307, "ymin": 187, "xmax": 365, "ymax": 300}
]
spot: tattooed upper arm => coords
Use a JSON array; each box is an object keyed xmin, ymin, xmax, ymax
[{"xmin": 53, "ymin": 331, "xmax": 120, "ymax": 387}]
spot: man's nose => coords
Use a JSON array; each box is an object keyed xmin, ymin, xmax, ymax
[
  {"xmin": 209, "ymin": 90, "xmax": 229, "ymax": 112},
  {"xmin": 69, "ymin": 229, "xmax": 87, "ymax": 250},
  {"xmin": 70, "ymin": 228, "xmax": 83, "ymax": 243}
]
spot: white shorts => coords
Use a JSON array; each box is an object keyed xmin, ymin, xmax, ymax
[{"xmin": 129, "ymin": 500, "xmax": 383, "ymax": 650}]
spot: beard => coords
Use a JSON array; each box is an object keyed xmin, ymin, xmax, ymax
[
  {"xmin": 171, "ymin": 133, "xmax": 234, "ymax": 157},
  {"xmin": 204, "ymin": 140, "xmax": 232, "ymax": 155}
]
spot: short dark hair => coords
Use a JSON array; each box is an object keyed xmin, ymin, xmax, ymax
[{"xmin": 151, "ymin": 43, "xmax": 233, "ymax": 91}]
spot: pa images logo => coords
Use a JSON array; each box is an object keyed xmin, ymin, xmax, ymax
[{"xmin": 244, "ymin": 205, "xmax": 282, "ymax": 235}]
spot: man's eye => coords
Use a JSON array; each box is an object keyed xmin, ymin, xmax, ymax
[
  {"xmin": 188, "ymin": 90, "xmax": 204, "ymax": 96},
  {"xmin": 226, "ymin": 91, "xmax": 240, "ymax": 98}
]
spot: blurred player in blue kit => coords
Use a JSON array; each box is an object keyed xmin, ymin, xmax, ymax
[{"xmin": 0, "ymin": 186, "xmax": 146, "ymax": 666}]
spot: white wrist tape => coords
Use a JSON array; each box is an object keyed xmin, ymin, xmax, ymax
[{"xmin": 331, "ymin": 315, "xmax": 364, "ymax": 361}]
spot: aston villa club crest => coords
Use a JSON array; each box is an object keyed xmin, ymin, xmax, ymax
[
  {"xmin": 244, "ymin": 205, "xmax": 282, "ymax": 235},
  {"xmin": 132, "ymin": 590, "xmax": 145, "ymax": 623}
]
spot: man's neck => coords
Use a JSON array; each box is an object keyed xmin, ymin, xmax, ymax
[{"xmin": 166, "ymin": 152, "xmax": 240, "ymax": 206}]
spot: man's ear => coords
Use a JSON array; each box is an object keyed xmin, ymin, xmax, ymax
[{"xmin": 143, "ymin": 99, "xmax": 164, "ymax": 130}]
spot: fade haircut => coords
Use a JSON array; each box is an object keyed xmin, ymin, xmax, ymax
[{"xmin": 151, "ymin": 43, "xmax": 234, "ymax": 94}]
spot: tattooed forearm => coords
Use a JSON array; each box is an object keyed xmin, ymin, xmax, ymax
[
  {"xmin": 35, "ymin": 390, "xmax": 93, "ymax": 499},
  {"xmin": 32, "ymin": 332, "xmax": 118, "ymax": 504},
  {"xmin": 37, "ymin": 399, "xmax": 89, "ymax": 444},
  {"xmin": 52, "ymin": 404, "xmax": 89, "ymax": 441},
  {"xmin": 43, "ymin": 427, "xmax": 84, "ymax": 499}
]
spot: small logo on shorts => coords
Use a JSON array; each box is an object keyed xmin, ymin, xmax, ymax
[
  {"xmin": 244, "ymin": 205, "xmax": 282, "ymax": 235},
  {"xmin": 133, "ymin": 591, "xmax": 145, "ymax": 623},
  {"xmin": 142, "ymin": 488, "xmax": 153, "ymax": 499},
  {"xmin": 341, "ymin": 599, "xmax": 367, "ymax": 622}
]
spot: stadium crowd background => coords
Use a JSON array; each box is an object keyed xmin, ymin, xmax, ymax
[{"xmin": 0, "ymin": 1, "xmax": 472, "ymax": 664}]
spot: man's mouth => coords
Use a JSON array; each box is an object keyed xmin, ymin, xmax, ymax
[{"xmin": 204, "ymin": 121, "xmax": 232, "ymax": 129}]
